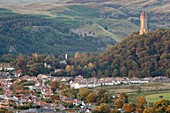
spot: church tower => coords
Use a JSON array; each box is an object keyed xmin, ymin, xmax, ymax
[{"xmin": 139, "ymin": 11, "xmax": 148, "ymax": 35}]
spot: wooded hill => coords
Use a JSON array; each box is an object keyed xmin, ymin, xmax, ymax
[{"xmin": 73, "ymin": 29, "xmax": 170, "ymax": 77}]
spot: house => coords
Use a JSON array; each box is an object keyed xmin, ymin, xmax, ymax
[
  {"xmin": 38, "ymin": 101, "xmax": 47, "ymax": 107},
  {"xmin": 21, "ymin": 75, "xmax": 31, "ymax": 80},
  {"xmin": 85, "ymin": 109, "xmax": 92, "ymax": 113},
  {"xmin": 59, "ymin": 60, "xmax": 67, "ymax": 64},
  {"xmin": 0, "ymin": 72, "xmax": 9, "ymax": 76},
  {"xmin": 70, "ymin": 75, "xmax": 88, "ymax": 89},
  {"xmin": 98, "ymin": 77, "xmax": 116, "ymax": 85},
  {"xmin": 37, "ymin": 74, "xmax": 49, "ymax": 80},
  {"xmin": 73, "ymin": 101, "xmax": 86, "ymax": 108},
  {"xmin": 41, "ymin": 86, "xmax": 53, "ymax": 98},
  {"xmin": 61, "ymin": 78, "xmax": 67, "ymax": 82}
]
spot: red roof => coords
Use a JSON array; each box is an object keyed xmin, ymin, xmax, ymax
[{"xmin": 38, "ymin": 101, "xmax": 46, "ymax": 106}]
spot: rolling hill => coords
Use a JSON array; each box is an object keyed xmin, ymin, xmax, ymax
[
  {"xmin": 72, "ymin": 29, "xmax": 170, "ymax": 77},
  {"xmin": 0, "ymin": 0, "xmax": 169, "ymax": 55}
]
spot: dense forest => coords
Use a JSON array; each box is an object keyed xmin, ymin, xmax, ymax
[
  {"xmin": 0, "ymin": 29, "xmax": 169, "ymax": 78},
  {"xmin": 72, "ymin": 29, "xmax": 170, "ymax": 77}
]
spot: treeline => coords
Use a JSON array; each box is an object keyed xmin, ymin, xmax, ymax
[{"xmin": 0, "ymin": 8, "xmax": 116, "ymax": 55}]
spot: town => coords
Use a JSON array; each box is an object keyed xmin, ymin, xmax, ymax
[
  {"xmin": 0, "ymin": 0, "xmax": 170, "ymax": 112},
  {"xmin": 0, "ymin": 65, "xmax": 170, "ymax": 113}
]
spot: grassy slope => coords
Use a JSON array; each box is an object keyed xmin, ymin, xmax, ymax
[
  {"xmin": 0, "ymin": 0, "xmax": 169, "ymax": 42},
  {"xmin": 1, "ymin": 8, "xmax": 120, "ymax": 55}
]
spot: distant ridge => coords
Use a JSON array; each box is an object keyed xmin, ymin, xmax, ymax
[{"xmin": 0, "ymin": 0, "xmax": 170, "ymax": 55}]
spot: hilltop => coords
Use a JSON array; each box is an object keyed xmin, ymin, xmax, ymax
[
  {"xmin": 72, "ymin": 29, "xmax": 170, "ymax": 77},
  {"xmin": 0, "ymin": 0, "xmax": 170, "ymax": 55}
]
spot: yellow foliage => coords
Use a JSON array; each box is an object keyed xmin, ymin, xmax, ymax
[
  {"xmin": 86, "ymin": 93, "xmax": 98, "ymax": 103},
  {"xmin": 78, "ymin": 88, "xmax": 91, "ymax": 100},
  {"xmin": 114, "ymin": 98, "xmax": 124, "ymax": 109},
  {"xmin": 167, "ymin": 105, "xmax": 170, "ymax": 113},
  {"xmin": 123, "ymin": 103, "xmax": 135, "ymax": 113},
  {"xmin": 65, "ymin": 65, "xmax": 74, "ymax": 72},
  {"xmin": 94, "ymin": 103, "xmax": 111, "ymax": 113},
  {"xmin": 143, "ymin": 107, "xmax": 154, "ymax": 113},
  {"xmin": 74, "ymin": 52, "xmax": 80, "ymax": 59},
  {"xmin": 136, "ymin": 96, "xmax": 147, "ymax": 108},
  {"xmin": 88, "ymin": 62, "xmax": 94, "ymax": 69}
]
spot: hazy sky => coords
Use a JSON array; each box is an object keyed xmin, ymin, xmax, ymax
[{"xmin": 0, "ymin": 0, "xmax": 57, "ymax": 4}]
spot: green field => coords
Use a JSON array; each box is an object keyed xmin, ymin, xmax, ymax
[
  {"xmin": 146, "ymin": 92, "xmax": 170, "ymax": 103},
  {"xmin": 94, "ymin": 83, "xmax": 170, "ymax": 104}
]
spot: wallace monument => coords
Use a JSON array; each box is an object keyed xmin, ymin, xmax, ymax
[{"xmin": 139, "ymin": 11, "xmax": 148, "ymax": 35}]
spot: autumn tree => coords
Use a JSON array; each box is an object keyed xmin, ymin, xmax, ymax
[
  {"xmin": 65, "ymin": 65, "xmax": 75, "ymax": 75},
  {"xmin": 49, "ymin": 80, "xmax": 60, "ymax": 92},
  {"xmin": 114, "ymin": 93, "xmax": 128, "ymax": 109},
  {"xmin": 74, "ymin": 52, "xmax": 81, "ymax": 59},
  {"xmin": 50, "ymin": 94, "xmax": 60, "ymax": 102},
  {"xmin": 167, "ymin": 105, "xmax": 170, "ymax": 113},
  {"xmin": 114, "ymin": 98, "xmax": 124, "ymax": 109},
  {"xmin": 59, "ymin": 82, "xmax": 68, "ymax": 90},
  {"xmin": 93, "ymin": 103, "xmax": 111, "ymax": 113},
  {"xmin": 119, "ymin": 93, "xmax": 128, "ymax": 103},
  {"xmin": 136, "ymin": 96, "xmax": 147, "ymax": 113},
  {"xmin": 153, "ymin": 99, "xmax": 167, "ymax": 113},
  {"xmin": 143, "ymin": 107, "xmax": 155, "ymax": 113},
  {"xmin": 143, "ymin": 99, "xmax": 170, "ymax": 113},
  {"xmin": 88, "ymin": 62, "xmax": 94, "ymax": 69},
  {"xmin": 78, "ymin": 88, "xmax": 91, "ymax": 100},
  {"xmin": 65, "ymin": 65, "xmax": 74, "ymax": 72},
  {"xmin": 60, "ymin": 89, "xmax": 72, "ymax": 98},
  {"xmin": 97, "ymin": 89, "xmax": 111, "ymax": 103},
  {"xmin": 123, "ymin": 103, "xmax": 136, "ymax": 113},
  {"xmin": 86, "ymin": 92, "xmax": 98, "ymax": 103}
]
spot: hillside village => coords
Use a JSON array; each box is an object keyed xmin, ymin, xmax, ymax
[{"xmin": 0, "ymin": 0, "xmax": 169, "ymax": 112}]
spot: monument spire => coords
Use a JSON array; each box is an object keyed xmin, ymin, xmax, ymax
[{"xmin": 139, "ymin": 11, "xmax": 148, "ymax": 35}]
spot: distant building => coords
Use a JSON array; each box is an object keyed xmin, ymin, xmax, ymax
[
  {"xmin": 65, "ymin": 54, "xmax": 68, "ymax": 60},
  {"xmin": 139, "ymin": 11, "xmax": 148, "ymax": 35}
]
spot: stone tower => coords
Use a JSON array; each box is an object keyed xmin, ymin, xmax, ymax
[{"xmin": 139, "ymin": 11, "xmax": 148, "ymax": 35}]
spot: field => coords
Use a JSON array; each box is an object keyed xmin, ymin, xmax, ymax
[
  {"xmin": 146, "ymin": 92, "xmax": 170, "ymax": 103},
  {"xmin": 95, "ymin": 82, "xmax": 170, "ymax": 103}
]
